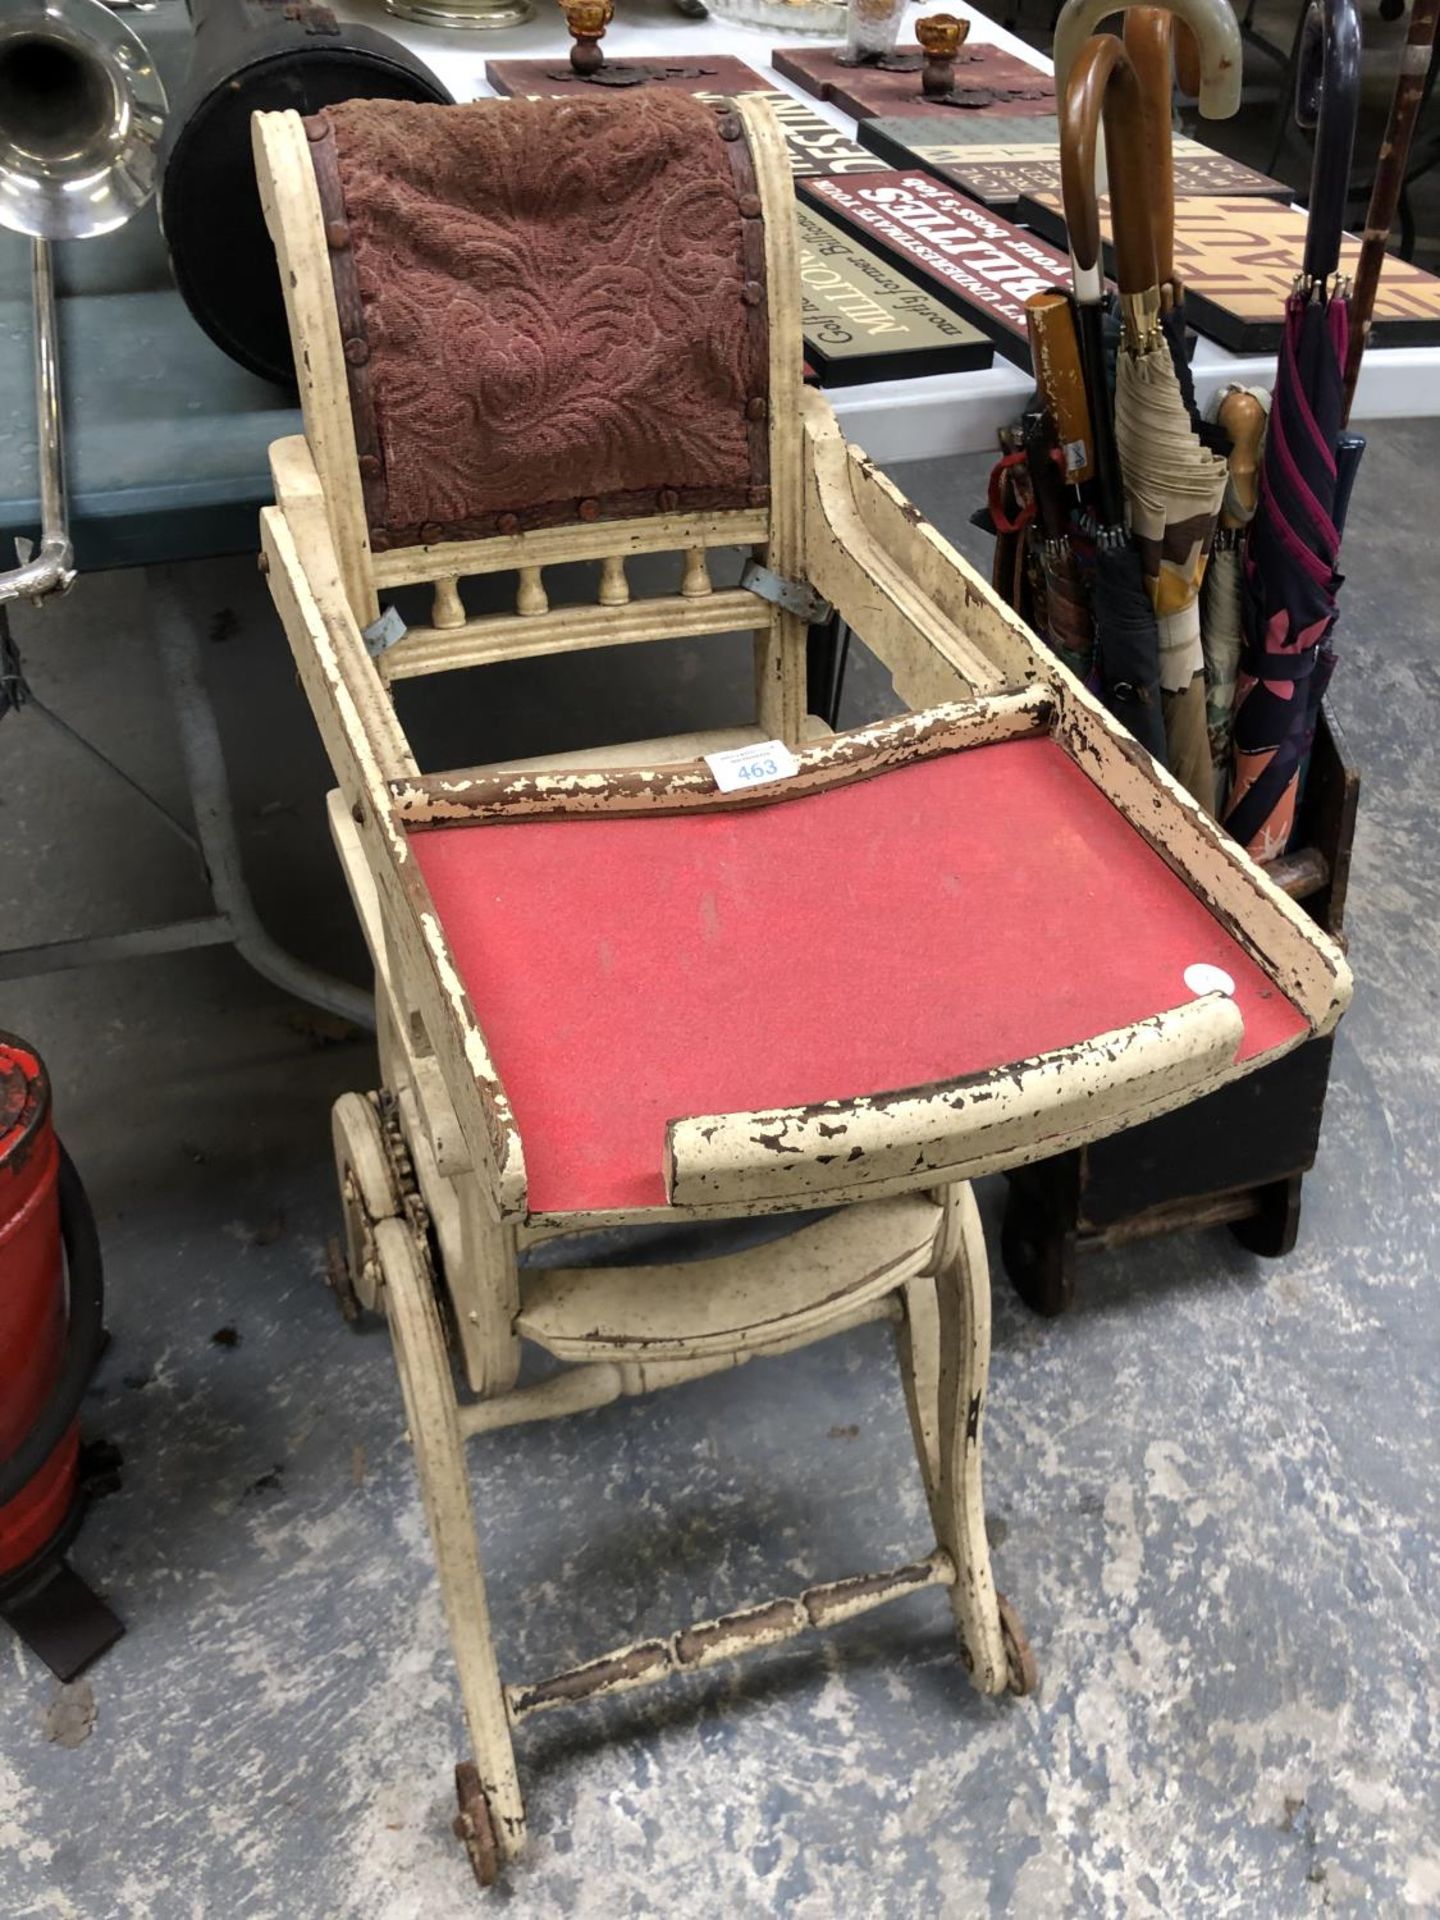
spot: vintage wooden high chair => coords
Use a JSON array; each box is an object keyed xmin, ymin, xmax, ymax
[{"xmin": 251, "ymin": 93, "xmax": 1350, "ymax": 1885}]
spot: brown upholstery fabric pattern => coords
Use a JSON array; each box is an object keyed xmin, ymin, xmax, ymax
[{"xmin": 305, "ymin": 96, "xmax": 771, "ymax": 551}]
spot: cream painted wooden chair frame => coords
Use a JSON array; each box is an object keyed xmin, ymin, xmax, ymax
[{"xmin": 252, "ymin": 98, "xmax": 1350, "ymax": 1887}]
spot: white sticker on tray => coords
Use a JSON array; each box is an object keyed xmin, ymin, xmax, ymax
[
  {"xmin": 1184, "ymin": 963, "xmax": 1236, "ymax": 998},
  {"xmin": 704, "ymin": 740, "xmax": 800, "ymax": 794}
]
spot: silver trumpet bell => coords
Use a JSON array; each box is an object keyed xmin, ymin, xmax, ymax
[{"xmin": 0, "ymin": 0, "xmax": 167, "ymax": 604}]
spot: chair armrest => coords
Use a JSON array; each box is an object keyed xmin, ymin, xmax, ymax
[
  {"xmin": 801, "ymin": 390, "xmax": 1042, "ymax": 708},
  {"xmin": 263, "ymin": 438, "xmax": 417, "ymax": 783},
  {"xmin": 664, "ymin": 994, "xmax": 1247, "ymax": 1210},
  {"xmin": 261, "ymin": 464, "xmax": 530, "ymax": 1222}
]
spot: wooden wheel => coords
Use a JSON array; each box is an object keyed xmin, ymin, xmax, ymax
[
  {"xmin": 332, "ymin": 1091, "xmax": 400, "ymax": 1314},
  {"xmin": 453, "ymin": 1762, "xmax": 500, "ymax": 1889},
  {"xmin": 996, "ymin": 1592, "xmax": 1037, "ymax": 1697}
]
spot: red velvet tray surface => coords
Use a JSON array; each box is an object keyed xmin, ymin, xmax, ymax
[{"xmin": 411, "ymin": 738, "xmax": 1306, "ymax": 1215}]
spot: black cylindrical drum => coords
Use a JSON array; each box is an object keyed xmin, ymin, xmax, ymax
[{"xmin": 159, "ymin": 0, "xmax": 450, "ymax": 385}]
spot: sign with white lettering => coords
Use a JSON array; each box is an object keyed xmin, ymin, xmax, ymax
[
  {"xmin": 1018, "ymin": 191, "xmax": 1440, "ymax": 351},
  {"xmin": 796, "ymin": 205, "xmax": 991, "ymax": 382},
  {"xmin": 799, "ymin": 171, "xmax": 1078, "ymax": 367}
]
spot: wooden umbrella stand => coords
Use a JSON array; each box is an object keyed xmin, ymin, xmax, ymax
[{"xmin": 1002, "ymin": 701, "xmax": 1358, "ymax": 1316}]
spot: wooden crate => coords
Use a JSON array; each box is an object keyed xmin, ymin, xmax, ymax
[{"xmin": 1001, "ymin": 702, "xmax": 1359, "ymax": 1315}]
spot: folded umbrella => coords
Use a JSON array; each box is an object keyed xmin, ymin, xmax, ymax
[
  {"xmin": 1066, "ymin": 33, "xmax": 1228, "ymax": 807},
  {"xmin": 1200, "ymin": 385, "xmax": 1269, "ymax": 814},
  {"xmin": 1225, "ymin": 0, "xmax": 1361, "ymax": 858},
  {"xmin": 1024, "ymin": 291, "xmax": 1097, "ymax": 681},
  {"xmin": 1058, "ymin": 32, "xmax": 1168, "ymax": 762},
  {"xmin": 1123, "ymin": 6, "xmax": 1233, "ymax": 459},
  {"xmin": 1021, "ymin": 408, "xmax": 1095, "ymax": 682}
]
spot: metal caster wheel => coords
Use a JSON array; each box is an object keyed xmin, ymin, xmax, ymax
[
  {"xmin": 453, "ymin": 1761, "xmax": 501, "ymax": 1888},
  {"xmin": 997, "ymin": 1592, "xmax": 1037, "ymax": 1696}
]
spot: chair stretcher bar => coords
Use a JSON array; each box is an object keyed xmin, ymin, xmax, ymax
[{"xmin": 504, "ymin": 1550, "xmax": 955, "ymax": 1724}]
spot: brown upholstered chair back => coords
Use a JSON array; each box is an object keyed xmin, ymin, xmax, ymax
[{"xmin": 301, "ymin": 96, "xmax": 774, "ymax": 557}]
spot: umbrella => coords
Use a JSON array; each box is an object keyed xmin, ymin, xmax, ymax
[
  {"xmin": 1224, "ymin": 0, "xmax": 1361, "ymax": 859},
  {"xmin": 1023, "ymin": 291, "xmax": 1098, "ymax": 681},
  {"xmin": 1022, "ymin": 407, "xmax": 1095, "ymax": 682},
  {"xmin": 1058, "ymin": 32, "xmax": 1168, "ymax": 762},
  {"xmin": 1123, "ymin": 7, "xmax": 1234, "ymax": 458},
  {"xmin": 1199, "ymin": 385, "xmax": 1269, "ymax": 815},
  {"xmin": 1053, "ymin": 0, "xmax": 1242, "ymax": 123},
  {"xmin": 1126, "ymin": 5, "xmax": 1239, "ymax": 815},
  {"xmin": 1067, "ymin": 33, "xmax": 1228, "ymax": 807}
]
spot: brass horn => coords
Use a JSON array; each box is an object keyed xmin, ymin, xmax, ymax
[{"xmin": 0, "ymin": 0, "xmax": 166, "ymax": 605}]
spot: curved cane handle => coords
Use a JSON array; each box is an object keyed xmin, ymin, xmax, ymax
[
  {"xmin": 1123, "ymin": 8, "xmax": 1176, "ymax": 291},
  {"xmin": 1173, "ymin": 17, "xmax": 1203, "ymax": 96},
  {"xmin": 1296, "ymin": 0, "xmax": 1362, "ymax": 284},
  {"xmin": 1054, "ymin": 0, "xmax": 1241, "ymax": 120},
  {"xmin": 1060, "ymin": 36, "xmax": 1157, "ymax": 299},
  {"xmin": 1217, "ymin": 388, "xmax": 1267, "ymax": 526}
]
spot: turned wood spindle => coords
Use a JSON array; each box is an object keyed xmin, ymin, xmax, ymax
[
  {"xmin": 680, "ymin": 548, "xmax": 712, "ymax": 598},
  {"xmin": 562, "ymin": 0, "xmax": 612, "ymax": 76},
  {"xmin": 916, "ymin": 14, "xmax": 967, "ymax": 99},
  {"xmin": 517, "ymin": 566, "xmax": 548, "ymax": 617},
  {"xmin": 432, "ymin": 576, "xmax": 466, "ymax": 630},
  {"xmin": 598, "ymin": 554, "xmax": 630, "ymax": 606}
]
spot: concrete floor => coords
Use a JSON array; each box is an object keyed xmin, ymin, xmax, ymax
[{"xmin": 2, "ymin": 432, "xmax": 1438, "ymax": 1919}]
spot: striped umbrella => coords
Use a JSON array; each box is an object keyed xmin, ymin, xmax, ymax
[
  {"xmin": 1223, "ymin": 294, "xmax": 1348, "ymax": 857},
  {"xmin": 1224, "ymin": 0, "xmax": 1360, "ymax": 858}
]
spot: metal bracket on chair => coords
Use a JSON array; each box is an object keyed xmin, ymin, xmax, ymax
[{"xmin": 739, "ymin": 560, "xmax": 831, "ymax": 625}]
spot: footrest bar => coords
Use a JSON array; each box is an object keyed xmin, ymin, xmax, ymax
[{"xmin": 505, "ymin": 1549, "xmax": 954, "ymax": 1723}]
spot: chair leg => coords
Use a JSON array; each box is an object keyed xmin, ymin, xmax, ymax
[
  {"xmin": 376, "ymin": 1219, "xmax": 526, "ymax": 1883},
  {"xmin": 896, "ymin": 1182, "xmax": 1032, "ymax": 1697}
]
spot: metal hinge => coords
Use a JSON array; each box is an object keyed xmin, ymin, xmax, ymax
[{"xmin": 739, "ymin": 560, "xmax": 831, "ymax": 626}]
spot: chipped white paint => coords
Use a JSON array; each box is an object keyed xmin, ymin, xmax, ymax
[
  {"xmin": 252, "ymin": 115, "xmax": 377, "ymax": 628},
  {"xmin": 665, "ymin": 998, "xmax": 1246, "ymax": 1210},
  {"xmin": 368, "ymin": 506, "xmax": 771, "ymax": 590},
  {"xmin": 390, "ymin": 688, "xmax": 1051, "ymax": 826}
]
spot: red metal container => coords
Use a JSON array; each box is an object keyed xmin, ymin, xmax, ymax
[{"xmin": 0, "ymin": 1035, "xmax": 79, "ymax": 1576}]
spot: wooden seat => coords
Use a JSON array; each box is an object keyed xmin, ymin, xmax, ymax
[
  {"xmin": 517, "ymin": 1199, "xmax": 942, "ymax": 1360},
  {"xmin": 252, "ymin": 89, "xmax": 1350, "ymax": 1887}
]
